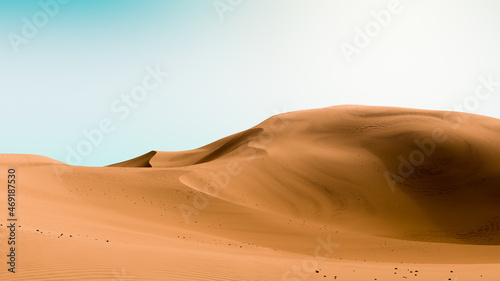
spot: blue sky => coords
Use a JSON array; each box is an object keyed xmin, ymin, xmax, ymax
[{"xmin": 1, "ymin": 0, "xmax": 500, "ymax": 166}]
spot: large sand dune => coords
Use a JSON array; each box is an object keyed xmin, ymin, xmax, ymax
[{"xmin": 1, "ymin": 105, "xmax": 499, "ymax": 280}]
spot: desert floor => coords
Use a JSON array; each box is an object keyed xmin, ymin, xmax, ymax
[{"xmin": 1, "ymin": 105, "xmax": 499, "ymax": 280}]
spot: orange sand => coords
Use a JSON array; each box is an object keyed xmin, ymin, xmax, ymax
[{"xmin": 1, "ymin": 105, "xmax": 499, "ymax": 280}]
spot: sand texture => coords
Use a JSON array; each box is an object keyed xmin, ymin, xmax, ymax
[{"xmin": 1, "ymin": 105, "xmax": 499, "ymax": 280}]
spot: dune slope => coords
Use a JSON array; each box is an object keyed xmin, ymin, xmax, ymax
[{"xmin": 1, "ymin": 105, "xmax": 500, "ymax": 280}]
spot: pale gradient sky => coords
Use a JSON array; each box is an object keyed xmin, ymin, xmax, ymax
[{"xmin": 1, "ymin": 0, "xmax": 500, "ymax": 166}]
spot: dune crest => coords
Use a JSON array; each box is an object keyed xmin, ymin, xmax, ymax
[
  {"xmin": 111, "ymin": 105, "xmax": 500, "ymax": 245},
  {"xmin": 2, "ymin": 105, "xmax": 500, "ymax": 280}
]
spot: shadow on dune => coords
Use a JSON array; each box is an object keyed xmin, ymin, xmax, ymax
[
  {"xmin": 109, "ymin": 105, "xmax": 500, "ymax": 245},
  {"xmin": 352, "ymin": 110, "xmax": 500, "ymax": 245}
]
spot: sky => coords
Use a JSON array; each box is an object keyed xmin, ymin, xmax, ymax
[{"xmin": 1, "ymin": 0, "xmax": 500, "ymax": 166}]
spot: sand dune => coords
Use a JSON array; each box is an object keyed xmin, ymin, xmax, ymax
[{"xmin": 1, "ymin": 105, "xmax": 499, "ymax": 280}]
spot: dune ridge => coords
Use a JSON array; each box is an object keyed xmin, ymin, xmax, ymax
[
  {"xmin": 1, "ymin": 105, "xmax": 500, "ymax": 280},
  {"xmin": 112, "ymin": 105, "xmax": 500, "ymax": 244}
]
